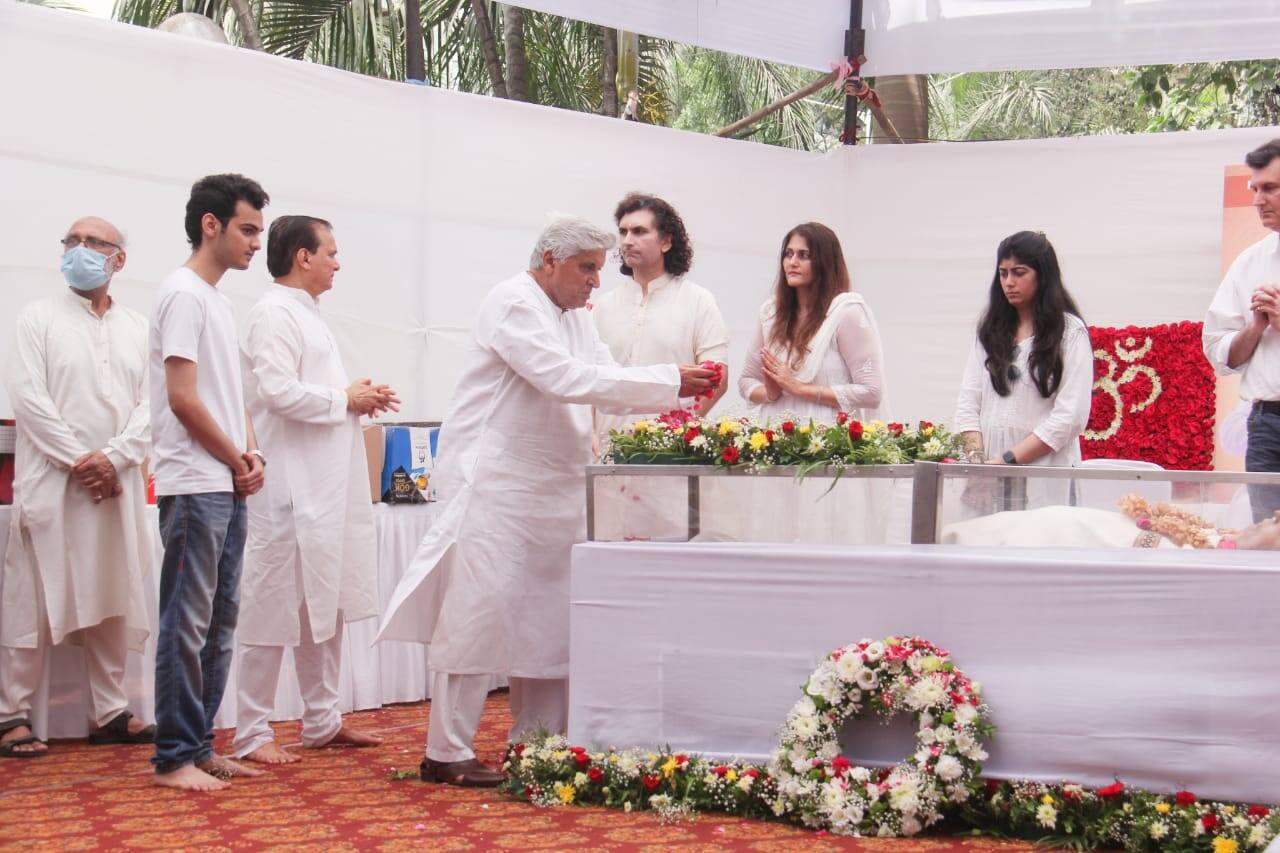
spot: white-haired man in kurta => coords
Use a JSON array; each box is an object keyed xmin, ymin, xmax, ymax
[
  {"xmin": 378, "ymin": 217, "xmax": 719, "ymax": 787},
  {"xmin": 233, "ymin": 215, "xmax": 398, "ymax": 764},
  {"xmin": 1, "ymin": 215, "xmax": 154, "ymax": 758}
]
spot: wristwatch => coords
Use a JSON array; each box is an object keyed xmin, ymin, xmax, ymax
[
  {"xmin": 249, "ymin": 449, "xmax": 268, "ymax": 468},
  {"xmin": 1002, "ymin": 450, "xmax": 1018, "ymax": 465}
]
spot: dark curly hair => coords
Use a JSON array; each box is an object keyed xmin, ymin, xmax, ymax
[
  {"xmin": 184, "ymin": 173, "xmax": 269, "ymax": 248},
  {"xmin": 613, "ymin": 192, "xmax": 693, "ymax": 277}
]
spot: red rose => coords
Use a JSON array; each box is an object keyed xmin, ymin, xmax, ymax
[
  {"xmin": 836, "ymin": 412, "xmax": 848, "ymax": 425},
  {"xmin": 642, "ymin": 774, "xmax": 660, "ymax": 791},
  {"xmin": 1175, "ymin": 790, "xmax": 1197, "ymax": 806},
  {"xmin": 524, "ymin": 784, "xmax": 538, "ymax": 798},
  {"xmin": 1248, "ymin": 805, "xmax": 1271, "ymax": 818},
  {"xmin": 782, "ymin": 421, "xmax": 795, "ymax": 434},
  {"xmin": 722, "ymin": 446, "xmax": 740, "ymax": 463},
  {"xmin": 765, "ymin": 429, "xmax": 775, "ymax": 441},
  {"xmin": 919, "ymin": 420, "xmax": 934, "ymax": 430},
  {"xmin": 587, "ymin": 767, "xmax": 604, "ymax": 783},
  {"xmin": 1061, "ymin": 787, "xmax": 1078, "ymax": 800},
  {"xmin": 745, "ymin": 768, "xmax": 759, "ymax": 778},
  {"xmin": 888, "ymin": 422, "xmax": 904, "ymax": 436},
  {"xmin": 848, "ymin": 421, "xmax": 863, "ymax": 441},
  {"xmin": 1202, "ymin": 814, "xmax": 1218, "ymax": 830},
  {"xmin": 831, "ymin": 756, "xmax": 851, "ymax": 776},
  {"xmin": 574, "ymin": 752, "xmax": 591, "ymax": 769},
  {"xmin": 1096, "ymin": 782, "xmax": 1125, "ymax": 798},
  {"xmin": 514, "ymin": 743, "xmax": 525, "ymax": 757},
  {"xmin": 675, "ymin": 754, "xmax": 688, "ymax": 765},
  {"xmin": 713, "ymin": 765, "xmax": 730, "ymax": 777},
  {"xmin": 985, "ymin": 779, "xmax": 1002, "ymax": 795},
  {"xmin": 683, "ymin": 426, "xmax": 700, "ymax": 443}
]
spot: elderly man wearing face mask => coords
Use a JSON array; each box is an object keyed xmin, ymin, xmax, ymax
[{"xmin": 0, "ymin": 216, "xmax": 155, "ymax": 758}]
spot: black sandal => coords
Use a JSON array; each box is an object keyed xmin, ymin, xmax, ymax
[
  {"xmin": 88, "ymin": 710, "xmax": 156, "ymax": 745},
  {"xmin": 0, "ymin": 718, "xmax": 46, "ymax": 758}
]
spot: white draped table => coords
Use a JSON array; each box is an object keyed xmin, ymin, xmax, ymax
[
  {"xmin": 0, "ymin": 503, "xmax": 444, "ymax": 739},
  {"xmin": 568, "ymin": 541, "xmax": 1280, "ymax": 804}
]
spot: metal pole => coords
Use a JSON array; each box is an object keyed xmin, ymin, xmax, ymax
[
  {"xmin": 586, "ymin": 470, "xmax": 596, "ymax": 541},
  {"xmin": 910, "ymin": 461, "xmax": 940, "ymax": 544},
  {"xmin": 687, "ymin": 476, "xmax": 701, "ymax": 541},
  {"xmin": 842, "ymin": 0, "xmax": 865, "ymax": 145}
]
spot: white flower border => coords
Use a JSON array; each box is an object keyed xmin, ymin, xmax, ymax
[{"xmin": 767, "ymin": 635, "xmax": 991, "ymax": 837}]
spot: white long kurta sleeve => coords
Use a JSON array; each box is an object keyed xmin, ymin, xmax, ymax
[
  {"xmin": 377, "ymin": 272, "xmax": 680, "ymax": 677},
  {"xmin": 239, "ymin": 284, "xmax": 378, "ymax": 647},
  {"xmin": 1, "ymin": 291, "xmax": 153, "ymax": 650}
]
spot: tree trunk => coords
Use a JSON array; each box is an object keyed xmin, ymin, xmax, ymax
[
  {"xmin": 501, "ymin": 5, "xmax": 528, "ymax": 101},
  {"xmin": 227, "ymin": 0, "xmax": 262, "ymax": 50},
  {"xmin": 600, "ymin": 26, "xmax": 619, "ymax": 116},
  {"xmin": 405, "ymin": 0, "xmax": 425, "ymax": 82},
  {"xmin": 617, "ymin": 30, "xmax": 639, "ymax": 100},
  {"xmin": 470, "ymin": 0, "xmax": 508, "ymax": 99},
  {"xmin": 872, "ymin": 75, "xmax": 929, "ymax": 143}
]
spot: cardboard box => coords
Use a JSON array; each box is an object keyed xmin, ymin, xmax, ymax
[{"xmin": 362, "ymin": 425, "xmax": 385, "ymax": 503}]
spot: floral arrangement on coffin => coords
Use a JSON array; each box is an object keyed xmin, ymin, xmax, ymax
[
  {"xmin": 605, "ymin": 412, "xmax": 966, "ymax": 472},
  {"xmin": 502, "ymin": 635, "xmax": 1280, "ymax": 850}
]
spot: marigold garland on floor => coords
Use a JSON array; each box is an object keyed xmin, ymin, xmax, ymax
[{"xmin": 502, "ymin": 635, "xmax": 1280, "ymax": 851}]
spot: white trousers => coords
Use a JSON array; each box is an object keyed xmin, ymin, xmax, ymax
[
  {"xmin": 0, "ymin": 615, "xmax": 130, "ymax": 730},
  {"xmin": 425, "ymin": 672, "xmax": 567, "ymax": 763},
  {"xmin": 232, "ymin": 601, "xmax": 344, "ymax": 757}
]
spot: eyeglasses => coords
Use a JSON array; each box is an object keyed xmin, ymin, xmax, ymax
[{"xmin": 61, "ymin": 236, "xmax": 121, "ymax": 253}]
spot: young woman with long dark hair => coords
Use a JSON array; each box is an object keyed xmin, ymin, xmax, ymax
[{"xmin": 954, "ymin": 231, "xmax": 1093, "ymax": 506}]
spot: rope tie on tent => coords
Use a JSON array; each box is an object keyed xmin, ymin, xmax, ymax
[{"xmin": 834, "ymin": 56, "xmax": 904, "ymax": 144}]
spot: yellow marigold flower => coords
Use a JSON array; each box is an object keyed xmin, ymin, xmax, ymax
[
  {"xmin": 633, "ymin": 420, "xmax": 652, "ymax": 434},
  {"xmin": 798, "ymin": 424, "xmax": 811, "ymax": 435},
  {"xmin": 1041, "ymin": 794, "xmax": 1055, "ymax": 805},
  {"xmin": 922, "ymin": 426, "xmax": 935, "ymax": 437},
  {"xmin": 661, "ymin": 756, "xmax": 679, "ymax": 778},
  {"xmin": 1155, "ymin": 803, "xmax": 1171, "ymax": 814},
  {"xmin": 717, "ymin": 419, "xmax": 740, "ymax": 436},
  {"xmin": 556, "ymin": 783, "xmax": 576, "ymax": 804},
  {"xmin": 1222, "ymin": 806, "xmax": 1236, "ymax": 815},
  {"xmin": 748, "ymin": 431, "xmax": 769, "ymax": 451},
  {"xmin": 726, "ymin": 769, "xmax": 738, "ymax": 783},
  {"xmin": 1213, "ymin": 839, "xmax": 1239, "ymax": 853}
]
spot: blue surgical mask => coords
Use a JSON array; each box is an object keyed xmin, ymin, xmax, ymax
[{"xmin": 60, "ymin": 245, "xmax": 116, "ymax": 292}]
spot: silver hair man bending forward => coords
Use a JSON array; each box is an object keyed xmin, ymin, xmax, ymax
[{"xmin": 377, "ymin": 218, "xmax": 717, "ymax": 786}]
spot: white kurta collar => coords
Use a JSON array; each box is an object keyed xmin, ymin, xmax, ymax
[
  {"xmin": 269, "ymin": 281, "xmax": 322, "ymax": 310},
  {"xmin": 61, "ymin": 287, "xmax": 112, "ymax": 318}
]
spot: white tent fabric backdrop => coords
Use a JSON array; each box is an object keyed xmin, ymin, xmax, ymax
[
  {"xmin": 511, "ymin": 0, "xmax": 1280, "ymax": 75},
  {"xmin": 0, "ymin": 1, "xmax": 1277, "ymax": 430}
]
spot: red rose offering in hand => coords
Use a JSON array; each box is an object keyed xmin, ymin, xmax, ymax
[{"xmin": 689, "ymin": 361, "xmax": 725, "ymax": 412}]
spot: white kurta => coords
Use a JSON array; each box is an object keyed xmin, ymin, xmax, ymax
[
  {"xmin": 2, "ymin": 291, "xmax": 152, "ymax": 650},
  {"xmin": 591, "ymin": 274, "xmax": 728, "ymax": 541},
  {"xmin": 1203, "ymin": 231, "xmax": 1280, "ymax": 400},
  {"xmin": 239, "ymin": 284, "xmax": 377, "ymax": 646},
  {"xmin": 377, "ymin": 272, "xmax": 679, "ymax": 678}
]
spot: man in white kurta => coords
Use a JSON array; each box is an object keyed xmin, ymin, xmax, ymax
[
  {"xmin": 234, "ymin": 216, "xmax": 393, "ymax": 764},
  {"xmin": 1, "ymin": 216, "xmax": 154, "ymax": 757},
  {"xmin": 377, "ymin": 218, "xmax": 716, "ymax": 786},
  {"xmin": 592, "ymin": 194, "xmax": 729, "ymax": 541}
]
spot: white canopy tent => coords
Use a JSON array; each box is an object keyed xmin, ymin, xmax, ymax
[
  {"xmin": 0, "ymin": 1, "xmax": 1276, "ymax": 425},
  {"xmin": 512, "ymin": 0, "xmax": 1280, "ymax": 75}
]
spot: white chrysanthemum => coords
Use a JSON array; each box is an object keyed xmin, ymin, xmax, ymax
[
  {"xmin": 1036, "ymin": 804, "xmax": 1057, "ymax": 829},
  {"xmin": 574, "ymin": 771, "xmax": 588, "ymax": 787},
  {"xmin": 1149, "ymin": 821, "xmax": 1169, "ymax": 840},
  {"xmin": 737, "ymin": 775, "xmax": 755, "ymax": 792},
  {"xmin": 849, "ymin": 766, "xmax": 871, "ymax": 783},
  {"xmin": 934, "ymin": 727, "xmax": 954, "ymax": 744},
  {"xmin": 914, "ymin": 748, "xmax": 932, "ymax": 765},
  {"xmin": 855, "ymin": 668, "xmax": 878, "ymax": 690},
  {"xmin": 917, "ymin": 726, "xmax": 936, "ymax": 744},
  {"xmin": 689, "ymin": 434, "xmax": 708, "ymax": 449},
  {"xmin": 889, "ymin": 783, "xmax": 920, "ymax": 814},
  {"xmin": 964, "ymin": 744, "xmax": 988, "ymax": 761},
  {"xmin": 617, "ymin": 754, "xmax": 639, "ymax": 775},
  {"xmin": 807, "ymin": 437, "xmax": 825, "ymax": 453},
  {"xmin": 864, "ymin": 641, "xmax": 885, "ymax": 662},
  {"xmin": 794, "ymin": 695, "xmax": 817, "ymax": 717},
  {"xmin": 1249, "ymin": 825, "xmax": 1272, "ymax": 846},
  {"xmin": 935, "ymin": 755, "xmax": 963, "ymax": 782},
  {"xmin": 901, "ymin": 816, "xmax": 923, "ymax": 836},
  {"xmin": 835, "ymin": 653, "xmax": 862, "ymax": 682},
  {"xmin": 791, "ymin": 713, "xmax": 819, "ymax": 740},
  {"xmin": 954, "ymin": 704, "xmax": 978, "ymax": 725},
  {"xmin": 922, "ymin": 437, "xmax": 945, "ymax": 456},
  {"xmin": 950, "ymin": 785, "xmax": 971, "ymax": 803},
  {"xmin": 817, "ymin": 741, "xmax": 840, "ymax": 761},
  {"xmin": 791, "ymin": 757, "xmax": 811, "ymax": 774},
  {"xmin": 906, "ymin": 676, "xmax": 947, "ymax": 710},
  {"xmin": 821, "ymin": 781, "xmax": 846, "ymax": 810}
]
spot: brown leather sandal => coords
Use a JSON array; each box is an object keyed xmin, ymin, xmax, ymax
[
  {"xmin": 0, "ymin": 719, "xmax": 46, "ymax": 758},
  {"xmin": 419, "ymin": 757, "xmax": 504, "ymax": 787}
]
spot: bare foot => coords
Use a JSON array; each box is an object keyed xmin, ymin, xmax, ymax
[
  {"xmin": 1, "ymin": 724, "xmax": 48, "ymax": 756},
  {"xmin": 243, "ymin": 741, "xmax": 300, "ymax": 765},
  {"xmin": 198, "ymin": 754, "xmax": 266, "ymax": 779},
  {"xmin": 313, "ymin": 724, "xmax": 383, "ymax": 749},
  {"xmin": 154, "ymin": 764, "xmax": 228, "ymax": 792}
]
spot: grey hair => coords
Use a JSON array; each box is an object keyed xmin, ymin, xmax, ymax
[{"xmin": 529, "ymin": 217, "xmax": 616, "ymax": 268}]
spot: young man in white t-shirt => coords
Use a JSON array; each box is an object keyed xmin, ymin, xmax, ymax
[{"xmin": 149, "ymin": 174, "xmax": 269, "ymax": 792}]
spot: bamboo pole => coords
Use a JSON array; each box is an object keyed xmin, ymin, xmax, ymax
[{"xmin": 714, "ymin": 70, "xmax": 838, "ymax": 138}]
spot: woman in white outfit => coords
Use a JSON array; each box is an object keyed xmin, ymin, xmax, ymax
[
  {"xmin": 729, "ymin": 222, "xmax": 890, "ymax": 543},
  {"xmin": 953, "ymin": 231, "xmax": 1094, "ymax": 515}
]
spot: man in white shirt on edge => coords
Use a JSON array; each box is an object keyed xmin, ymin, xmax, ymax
[
  {"xmin": 1204, "ymin": 138, "xmax": 1280, "ymax": 521},
  {"xmin": 591, "ymin": 193, "xmax": 729, "ymax": 540},
  {"xmin": 233, "ymin": 216, "xmax": 397, "ymax": 765},
  {"xmin": 377, "ymin": 218, "xmax": 718, "ymax": 787},
  {"xmin": 0, "ymin": 216, "xmax": 154, "ymax": 758},
  {"xmin": 149, "ymin": 174, "xmax": 269, "ymax": 791}
]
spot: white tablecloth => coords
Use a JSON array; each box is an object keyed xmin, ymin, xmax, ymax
[
  {"xmin": 0, "ymin": 503, "xmax": 443, "ymax": 739},
  {"xmin": 568, "ymin": 541, "xmax": 1280, "ymax": 803}
]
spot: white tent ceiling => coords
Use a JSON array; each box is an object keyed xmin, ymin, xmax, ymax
[{"xmin": 514, "ymin": 0, "xmax": 1280, "ymax": 75}]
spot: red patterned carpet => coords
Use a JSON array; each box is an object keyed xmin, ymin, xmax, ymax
[{"xmin": 2, "ymin": 692, "xmax": 1049, "ymax": 852}]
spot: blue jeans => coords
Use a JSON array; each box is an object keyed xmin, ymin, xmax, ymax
[
  {"xmin": 1246, "ymin": 404, "xmax": 1280, "ymax": 523},
  {"xmin": 151, "ymin": 493, "xmax": 246, "ymax": 773}
]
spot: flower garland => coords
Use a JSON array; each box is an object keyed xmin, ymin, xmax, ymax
[
  {"xmin": 1081, "ymin": 322, "xmax": 1215, "ymax": 470},
  {"xmin": 606, "ymin": 413, "xmax": 965, "ymax": 470},
  {"xmin": 502, "ymin": 636, "xmax": 1280, "ymax": 850},
  {"xmin": 1118, "ymin": 494, "xmax": 1238, "ymax": 549},
  {"xmin": 767, "ymin": 636, "xmax": 990, "ymax": 837}
]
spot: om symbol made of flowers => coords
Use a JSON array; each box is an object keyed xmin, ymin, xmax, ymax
[
  {"xmin": 1083, "ymin": 335, "xmax": 1163, "ymax": 442},
  {"xmin": 768, "ymin": 636, "xmax": 991, "ymax": 838}
]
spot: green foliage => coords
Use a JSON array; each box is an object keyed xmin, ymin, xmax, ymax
[{"xmin": 1131, "ymin": 61, "xmax": 1280, "ymax": 132}]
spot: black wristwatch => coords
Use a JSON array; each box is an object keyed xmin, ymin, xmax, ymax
[{"xmin": 1002, "ymin": 450, "xmax": 1018, "ymax": 465}]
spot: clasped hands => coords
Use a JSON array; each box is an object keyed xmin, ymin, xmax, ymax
[
  {"xmin": 759, "ymin": 349, "xmax": 805, "ymax": 401},
  {"xmin": 71, "ymin": 450, "xmax": 121, "ymax": 505},
  {"xmin": 346, "ymin": 378, "xmax": 401, "ymax": 417},
  {"xmin": 1250, "ymin": 284, "xmax": 1280, "ymax": 331}
]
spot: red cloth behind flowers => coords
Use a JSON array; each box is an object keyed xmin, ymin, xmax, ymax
[{"xmin": 1081, "ymin": 321, "xmax": 1215, "ymax": 470}]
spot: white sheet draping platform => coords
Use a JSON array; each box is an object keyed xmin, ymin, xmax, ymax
[
  {"xmin": 0, "ymin": 503, "xmax": 443, "ymax": 739},
  {"xmin": 568, "ymin": 541, "xmax": 1280, "ymax": 803}
]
